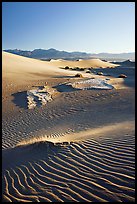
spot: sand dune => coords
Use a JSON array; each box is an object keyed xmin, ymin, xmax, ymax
[
  {"xmin": 2, "ymin": 51, "xmax": 80, "ymax": 83},
  {"xmin": 14, "ymin": 120, "xmax": 134, "ymax": 146},
  {"xmin": 2, "ymin": 51, "xmax": 120, "ymax": 91},
  {"xmin": 2, "ymin": 51, "xmax": 135, "ymax": 202},
  {"xmin": 49, "ymin": 58, "xmax": 119, "ymax": 68},
  {"xmin": 2, "ymin": 121, "xmax": 135, "ymax": 202},
  {"xmin": 2, "ymin": 52, "xmax": 118, "ymax": 80}
]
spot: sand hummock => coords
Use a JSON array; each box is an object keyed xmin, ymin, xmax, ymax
[
  {"xmin": 49, "ymin": 58, "xmax": 119, "ymax": 68},
  {"xmin": 2, "ymin": 51, "xmax": 135, "ymax": 202}
]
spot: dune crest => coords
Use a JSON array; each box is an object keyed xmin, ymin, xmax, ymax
[
  {"xmin": 15, "ymin": 120, "xmax": 134, "ymax": 147},
  {"xmin": 49, "ymin": 58, "xmax": 119, "ymax": 68},
  {"xmin": 2, "ymin": 121, "xmax": 135, "ymax": 202}
]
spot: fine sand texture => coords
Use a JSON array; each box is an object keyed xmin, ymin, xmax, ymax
[{"xmin": 2, "ymin": 52, "xmax": 135, "ymax": 202}]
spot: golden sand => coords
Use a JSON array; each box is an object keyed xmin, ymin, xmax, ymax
[{"xmin": 2, "ymin": 52, "xmax": 135, "ymax": 202}]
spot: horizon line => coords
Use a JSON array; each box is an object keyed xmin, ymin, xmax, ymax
[{"xmin": 2, "ymin": 48, "xmax": 135, "ymax": 55}]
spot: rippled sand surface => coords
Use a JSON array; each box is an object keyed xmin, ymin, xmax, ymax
[{"xmin": 2, "ymin": 52, "xmax": 135, "ymax": 202}]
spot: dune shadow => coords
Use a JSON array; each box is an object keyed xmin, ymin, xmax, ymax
[
  {"xmin": 53, "ymin": 75, "xmax": 76, "ymax": 79},
  {"xmin": 94, "ymin": 67, "xmax": 135, "ymax": 88},
  {"xmin": 12, "ymin": 91, "xmax": 28, "ymax": 109},
  {"xmin": 2, "ymin": 141, "xmax": 62, "ymax": 170},
  {"xmin": 32, "ymin": 85, "xmax": 44, "ymax": 89},
  {"xmin": 123, "ymin": 78, "xmax": 135, "ymax": 88},
  {"xmin": 53, "ymin": 84, "xmax": 80, "ymax": 92}
]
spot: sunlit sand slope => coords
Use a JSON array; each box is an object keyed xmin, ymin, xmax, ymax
[
  {"xmin": 2, "ymin": 52, "xmax": 118, "ymax": 83},
  {"xmin": 2, "ymin": 51, "xmax": 81, "ymax": 82},
  {"xmin": 49, "ymin": 58, "xmax": 119, "ymax": 68}
]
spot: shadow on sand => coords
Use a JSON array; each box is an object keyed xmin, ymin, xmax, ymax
[
  {"xmin": 53, "ymin": 84, "xmax": 80, "ymax": 92},
  {"xmin": 2, "ymin": 140, "xmax": 62, "ymax": 170},
  {"xmin": 12, "ymin": 91, "xmax": 28, "ymax": 109},
  {"xmin": 53, "ymin": 75, "xmax": 77, "ymax": 79},
  {"xmin": 94, "ymin": 67, "xmax": 135, "ymax": 88}
]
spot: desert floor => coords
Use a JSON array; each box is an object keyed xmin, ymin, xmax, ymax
[{"xmin": 2, "ymin": 52, "xmax": 135, "ymax": 202}]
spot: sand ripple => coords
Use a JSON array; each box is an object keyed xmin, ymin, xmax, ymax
[
  {"xmin": 2, "ymin": 87, "xmax": 135, "ymax": 202},
  {"xmin": 2, "ymin": 130, "xmax": 135, "ymax": 202}
]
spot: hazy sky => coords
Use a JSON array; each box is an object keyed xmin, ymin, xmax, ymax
[{"xmin": 2, "ymin": 2, "xmax": 135, "ymax": 53}]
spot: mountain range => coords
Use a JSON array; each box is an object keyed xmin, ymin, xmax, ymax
[{"xmin": 3, "ymin": 48, "xmax": 135, "ymax": 61}]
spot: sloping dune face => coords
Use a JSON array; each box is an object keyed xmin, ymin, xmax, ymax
[
  {"xmin": 2, "ymin": 52, "xmax": 78, "ymax": 83},
  {"xmin": 2, "ymin": 52, "xmax": 118, "ymax": 78},
  {"xmin": 2, "ymin": 51, "xmax": 118, "ymax": 87},
  {"xmin": 49, "ymin": 58, "xmax": 119, "ymax": 68}
]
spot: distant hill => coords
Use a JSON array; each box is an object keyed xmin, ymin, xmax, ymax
[
  {"xmin": 112, "ymin": 59, "xmax": 135, "ymax": 67},
  {"xmin": 91, "ymin": 52, "xmax": 135, "ymax": 62},
  {"xmin": 4, "ymin": 48, "xmax": 92, "ymax": 60},
  {"xmin": 4, "ymin": 48, "xmax": 135, "ymax": 61}
]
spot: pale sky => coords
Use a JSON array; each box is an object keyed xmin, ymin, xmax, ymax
[{"xmin": 2, "ymin": 2, "xmax": 135, "ymax": 53}]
